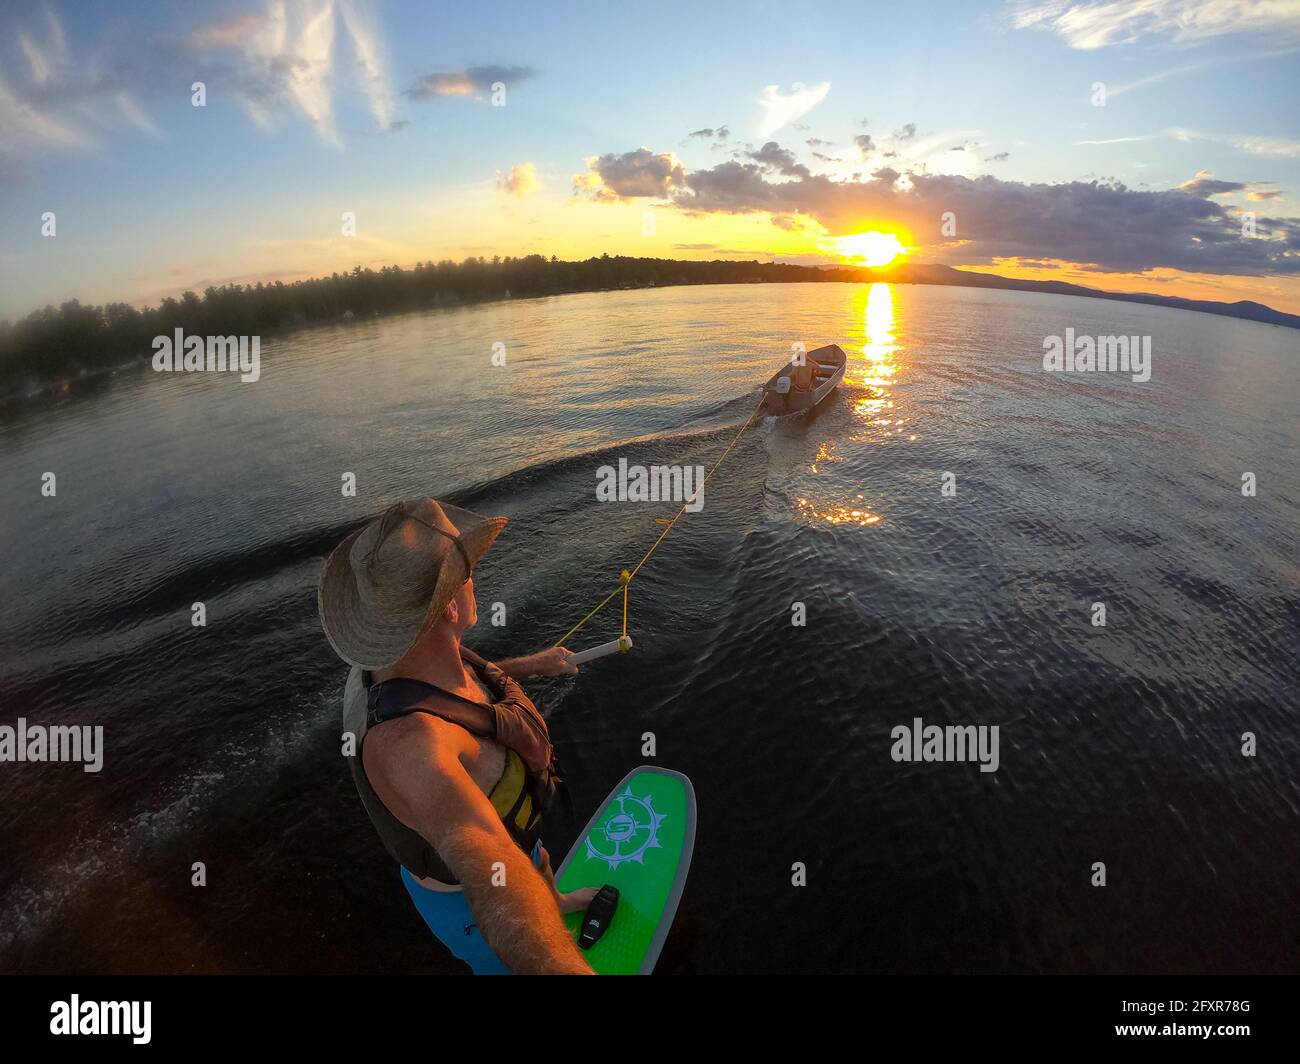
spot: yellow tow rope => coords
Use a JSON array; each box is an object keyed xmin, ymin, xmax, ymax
[{"xmin": 554, "ymin": 392, "xmax": 769, "ymax": 652}]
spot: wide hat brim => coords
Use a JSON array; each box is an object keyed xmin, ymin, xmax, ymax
[{"xmin": 317, "ymin": 499, "xmax": 506, "ymax": 669}]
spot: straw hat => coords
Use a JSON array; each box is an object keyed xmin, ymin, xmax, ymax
[{"xmin": 318, "ymin": 497, "xmax": 507, "ymax": 669}]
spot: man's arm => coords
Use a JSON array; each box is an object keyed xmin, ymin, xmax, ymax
[
  {"xmin": 495, "ymin": 646, "xmax": 578, "ymax": 679},
  {"xmin": 363, "ymin": 715, "xmax": 592, "ymax": 975}
]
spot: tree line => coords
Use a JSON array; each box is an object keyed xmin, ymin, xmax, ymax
[{"xmin": 0, "ymin": 254, "xmax": 867, "ymax": 391}]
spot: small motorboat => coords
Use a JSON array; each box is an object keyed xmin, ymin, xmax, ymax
[{"xmin": 762, "ymin": 343, "xmax": 847, "ymax": 416}]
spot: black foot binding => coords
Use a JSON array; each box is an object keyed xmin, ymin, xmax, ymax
[{"xmin": 577, "ymin": 885, "xmax": 620, "ymax": 950}]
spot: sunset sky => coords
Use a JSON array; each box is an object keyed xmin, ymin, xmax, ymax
[{"xmin": 2, "ymin": 0, "xmax": 1298, "ymax": 316}]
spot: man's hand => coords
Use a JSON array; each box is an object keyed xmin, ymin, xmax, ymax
[{"xmin": 498, "ymin": 646, "xmax": 579, "ymax": 678}]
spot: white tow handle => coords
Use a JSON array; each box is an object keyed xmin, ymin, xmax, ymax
[{"xmin": 567, "ymin": 635, "xmax": 634, "ymax": 665}]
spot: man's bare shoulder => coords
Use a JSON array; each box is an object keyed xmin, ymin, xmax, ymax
[
  {"xmin": 365, "ymin": 710, "xmax": 473, "ymax": 769},
  {"xmin": 361, "ymin": 711, "xmax": 483, "ymax": 838}
]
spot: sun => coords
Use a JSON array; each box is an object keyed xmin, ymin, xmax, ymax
[{"xmin": 834, "ymin": 231, "xmax": 908, "ymax": 267}]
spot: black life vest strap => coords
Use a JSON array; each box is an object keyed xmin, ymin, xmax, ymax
[{"xmin": 367, "ymin": 676, "xmax": 496, "ymax": 738}]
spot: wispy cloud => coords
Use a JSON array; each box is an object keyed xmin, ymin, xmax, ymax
[
  {"xmin": 1009, "ymin": 0, "xmax": 1300, "ymax": 50},
  {"xmin": 0, "ymin": 74, "xmax": 93, "ymax": 155},
  {"xmin": 1231, "ymin": 134, "xmax": 1300, "ymax": 158},
  {"xmin": 337, "ymin": 0, "xmax": 393, "ymax": 130},
  {"xmin": 17, "ymin": 6, "xmax": 69, "ymax": 85},
  {"xmin": 1104, "ymin": 44, "xmax": 1300, "ymax": 99},
  {"xmin": 405, "ymin": 65, "xmax": 536, "ymax": 100},
  {"xmin": 756, "ymin": 82, "xmax": 830, "ymax": 138},
  {"xmin": 1080, "ymin": 128, "xmax": 1300, "ymax": 158},
  {"xmin": 0, "ymin": 0, "xmax": 399, "ymax": 174},
  {"xmin": 189, "ymin": 13, "xmax": 264, "ymax": 49},
  {"xmin": 1077, "ymin": 134, "xmax": 1160, "ymax": 145},
  {"xmin": 115, "ymin": 92, "xmax": 163, "ymax": 138},
  {"xmin": 1171, "ymin": 127, "xmax": 1300, "ymax": 157},
  {"xmin": 235, "ymin": 0, "xmax": 340, "ymax": 147},
  {"xmin": 1, "ymin": 9, "xmax": 95, "ymax": 171}
]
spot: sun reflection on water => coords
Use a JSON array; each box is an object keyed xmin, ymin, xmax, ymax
[
  {"xmin": 796, "ymin": 494, "xmax": 882, "ymax": 526},
  {"xmin": 852, "ymin": 282, "xmax": 900, "ymax": 410},
  {"xmin": 793, "ymin": 284, "xmax": 911, "ymax": 529},
  {"xmin": 809, "ymin": 439, "xmax": 840, "ymax": 473},
  {"xmin": 848, "ymin": 283, "xmax": 915, "ymax": 443},
  {"xmin": 785, "ymin": 283, "xmax": 909, "ymax": 528}
]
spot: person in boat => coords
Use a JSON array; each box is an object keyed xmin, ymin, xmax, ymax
[{"xmin": 318, "ymin": 497, "xmax": 597, "ymax": 975}]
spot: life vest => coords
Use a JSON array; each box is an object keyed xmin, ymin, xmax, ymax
[{"xmin": 342, "ymin": 648, "xmax": 569, "ymax": 885}]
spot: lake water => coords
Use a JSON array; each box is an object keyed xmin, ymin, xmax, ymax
[{"xmin": 1, "ymin": 281, "xmax": 1297, "ymax": 973}]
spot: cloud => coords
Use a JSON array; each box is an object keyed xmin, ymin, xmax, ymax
[
  {"xmin": 582, "ymin": 143, "xmax": 1300, "ymax": 277},
  {"xmin": 1179, "ymin": 170, "xmax": 1244, "ymax": 196},
  {"xmin": 0, "ymin": 0, "xmax": 400, "ymax": 168},
  {"xmin": 17, "ymin": 8, "xmax": 68, "ymax": 86},
  {"xmin": 573, "ymin": 148, "xmax": 688, "ymax": 200},
  {"xmin": 0, "ymin": 11, "xmax": 95, "ymax": 169},
  {"xmin": 893, "ymin": 122, "xmax": 917, "ymax": 141},
  {"xmin": 1078, "ymin": 135, "xmax": 1159, "ymax": 145},
  {"xmin": 1231, "ymin": 134, "xmax": 1300, "ymax": 158},
  {"xmin": 0, "ymin": 75, "xmax": 93, "ymax": 158},
  {"xmin": 1179, "ymin": 174, "xmax": 1287, "ymax": 202},
  {"xmin": 1008, "ymin": 0, "xmax": 1300, "ymax": 50},
  {"xmin": 771, "ymin": 213, "xmax": 813, "ymax": 231},
  {"xmin": 1093, "ymin": 44, "xmax": 1300, "ymax": 100},
  {"xmin": 405, "ymin": 65, "xmax": 536, "ymax": 99},
  {"xmin": 115, "ymin": 92, "xmax": 163, "ymax": 137},
  {"xmin": 687, "ymin": 125, "xmax": 730, "ymax": 148},
  {"xmin": 242, "ymin": 0, "xmax": 339, "ymax": 146},
  {"xmin": 748, "ymin": 141, "xmax": 810, "ymax": 179},
  {"xmin": 756, "ymin": 82, "xmax": 830, "ymax": 138},
  {"xmin": 337, "ymin": 0, "xmax": 394, "ymax": 129},
  {"xmin": 190, "ymin": 13, "xmax": 265, "ymax": 49},
  {"xmin": 1170, "ymin": 127, "xmax": 1300, "ymax": 158},
  {"xmin": 855, "ymin": 133, "xmax": 875, "ymax": 154},
  {"xmin": 1081, "ymin": 128, "xmax": 1300, "ymax": 159},
  {"xmin": 501, "ymin": 162, "xmax": 538, "ymax": 198},
  {"xmin": 985, "ymin": 151, "xmax": 1010, "ymax": 162}
]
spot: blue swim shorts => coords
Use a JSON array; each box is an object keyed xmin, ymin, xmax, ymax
[{"xmin": 399, "ymin": 840, "xmax": 544, "ymax": 975}]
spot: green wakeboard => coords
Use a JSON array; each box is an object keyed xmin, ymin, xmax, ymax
[{"xmin": 555, "ymin": 766, "xmax": 696, "ymax": 974}]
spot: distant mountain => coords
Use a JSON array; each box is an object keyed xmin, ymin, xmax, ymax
[{"xmin": 840, "ymin": 261, "xmax": 1300, "ymax": 331}]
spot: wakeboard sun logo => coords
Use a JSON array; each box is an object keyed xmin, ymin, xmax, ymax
[{"xmin": 585, "ymin": 786, "xmax": 666, "ymax": 869}]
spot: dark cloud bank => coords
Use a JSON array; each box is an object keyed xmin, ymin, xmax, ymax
[{"xmin": 574, "ymin": 145, "xmax": 1298, "ymax": 278}]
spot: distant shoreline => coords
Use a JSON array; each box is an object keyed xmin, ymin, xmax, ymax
[{"xmin": 2, "ymin": 255, "xmax": 1295, "ymax": 401}]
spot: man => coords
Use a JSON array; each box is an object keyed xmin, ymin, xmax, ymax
[{"xmin": 318, "ymin": 496, "xmax": 596, "ymax": 975}]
